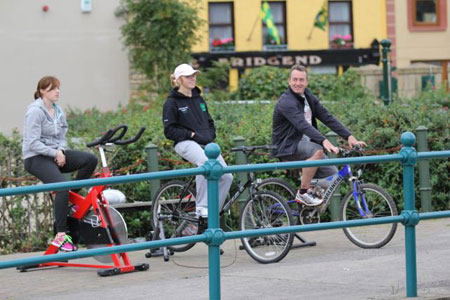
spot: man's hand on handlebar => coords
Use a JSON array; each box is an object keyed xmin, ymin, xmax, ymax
[
  {"xmin": 322, "ymin": 139, "xmax": 339, "ymax": 154},
  {"xmin": 347, "ymin": 135, "xmax": 367, "ymax": 149}
]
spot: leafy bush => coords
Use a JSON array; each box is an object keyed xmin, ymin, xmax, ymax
[
  {"xmin": 0, "ymin": 130, "xmax": 53, "ymax": 254},
  {"xmin": 115, "ymin": 0, "xmax": 204, "ymax": 92},
  {"xmin": 235, "ymin": 66, "xmax": 371, "ymax": 102}
]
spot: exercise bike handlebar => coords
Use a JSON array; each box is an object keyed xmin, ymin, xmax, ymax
[
  {"xmin": 107, "ymin": 125, "xmax": 128, "ymax": 143},
  {"xmin": 86, "ymin": 125, "xmax": 146, "ymax": 147},
  {"xmin": 114, "ymin": 126, "xmax": 146, "ymax": 145}
]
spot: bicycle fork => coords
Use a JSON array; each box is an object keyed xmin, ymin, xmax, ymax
[{"xmin": 351, "ymin": 179, "xmax": 372, "ymax": 218}]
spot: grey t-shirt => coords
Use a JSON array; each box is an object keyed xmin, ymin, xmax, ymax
[{"xmin": 301, "ymin": 94, "xmax": 312, "ymax": 141}]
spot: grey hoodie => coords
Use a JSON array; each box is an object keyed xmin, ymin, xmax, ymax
[{"xmin": 22, "ymin": 98, "xmax": 68, "ymax": 159}]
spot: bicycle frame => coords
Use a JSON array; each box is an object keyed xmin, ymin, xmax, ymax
[
  {"xmin": 291, "ymin": 161, "xmax": 373, "ymax": 221},
  {"xmin": 160, "ymin": 148, "xmax": 275, "ymax": 226}
]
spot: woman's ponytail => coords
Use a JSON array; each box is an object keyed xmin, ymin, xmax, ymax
[
  {"xmin": 170, "ymin": 74, "xmax": 178, "ymax": 87},
  {"xmin": 34, "ymin": 90, "xmax": 40, "ymax": 99}
]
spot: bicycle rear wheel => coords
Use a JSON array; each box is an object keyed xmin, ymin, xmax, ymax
[
  {"xmin": 152, "ymin": 180, "xmax": 197, "ymax": 252},
  {"xmin": 240, "ymin": 190, "xmax": 294, "ymax": 264},
  {"xmin": 341, "ymin": 183, "xmax": 398, "ymax": 248},
  {"xmin": 257, "ymin": 178, "xmax": 300, "ymax": 224}
]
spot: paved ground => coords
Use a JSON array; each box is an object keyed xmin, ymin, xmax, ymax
[{"xmin": 1, "ymin": 218, "xmax": 450, "ymax": 300}]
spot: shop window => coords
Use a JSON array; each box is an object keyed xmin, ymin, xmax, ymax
[
  {"xmin": 262, "ymin": 1, "xmax": 287, "ymax": 51},
  {"xmin": 209, "ymin": 2, "xmax": 235, "ymax": 52},
  {"xmin": 328, "ymin": 1, "xmax": 354, "ymax": 49},
  {"xmin": 408, "ymin": 0, "xmax": 447, "ymax": 31}
]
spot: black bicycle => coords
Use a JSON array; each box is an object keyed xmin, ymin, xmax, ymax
[{"xmin": 150, "ymin": 145, "xmax": 295, "ymax": 264}]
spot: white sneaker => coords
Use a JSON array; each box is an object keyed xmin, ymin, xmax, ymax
[
  {"xmin": 295, "ymin": 191, "xmax": 323, "ymax": 206},
  {"xmin": 181, "ymin": 223, "xmax": 198, "ymax": 236},
  {"xmin": 196, "ymin": 206, "xmax": 208, "ymax": 218}
]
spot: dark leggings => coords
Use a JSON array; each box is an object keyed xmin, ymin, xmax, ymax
[{"xmin": 24, "ymin": 150, "xmax": 98, "ymax": 232}]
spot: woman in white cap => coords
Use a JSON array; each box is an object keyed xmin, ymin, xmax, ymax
[{"xmin": 162, "ymin": 63, "xmax": 233, "ymax": 219}]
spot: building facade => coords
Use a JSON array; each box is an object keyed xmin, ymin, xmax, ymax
[
  {"xmin": 191, "ymin": 0, "xmax": 388, "ymax": 89},
  {"xmin": 190, "ymin": 0, "xmax": 449, "ymax": 91},
  {"xmin": 392, "ymin": 0, "xmax": 449, "ymax": 86},
  {"xmin": 0, "ymin": 0, "xmax": 129, "ymax": 135}
]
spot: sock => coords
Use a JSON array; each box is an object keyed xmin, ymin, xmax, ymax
[{"xmin": 300, "ymin": 189, "xmax": 308, "ymax": 194}]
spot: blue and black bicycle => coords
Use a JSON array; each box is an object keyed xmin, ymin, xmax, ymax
[{"xmin": 257, "ymin": 145, "xmax": 398, "ymax": 249}]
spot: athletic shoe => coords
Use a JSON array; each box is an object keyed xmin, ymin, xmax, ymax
[
  {"xmin": 52, "ymin": 233, "xmax": 78, "ymax": 252},
  {"xmin": 181, "ymin": 223, "xmax": 198, "ymax": 236},
  {"xmin": 295, "ymin": 191, "xmax": 323, "ymax": 206}
]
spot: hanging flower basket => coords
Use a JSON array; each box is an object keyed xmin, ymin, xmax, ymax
[
  {"xmin": 211, "ymin": 37, "xmax": 234, "ymax": 51},
  {"xmin": 331, "ymin": 34, "xmax": 353, "ymax": 49}
]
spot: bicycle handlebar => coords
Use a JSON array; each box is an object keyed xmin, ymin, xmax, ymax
[
  {"xmin": 86, "ymin": 128, "xmax": 115, "ymax": 147},
  {"xmin": 108, "ymin": 125, "xmax": 128, "ymax": 143},
  {"xmin": 114, "ymin": 126, "xmax": 146, "ymax": 145},
  {"xmin": 86, "ymin": 125, "xmax": 146, "ymax": 147},
  {"xmin": 338, "ymin": 144, "xmax": 364, "ymax": 157}
]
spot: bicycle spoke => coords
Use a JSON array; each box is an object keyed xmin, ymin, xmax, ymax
[{"xmin": 240, "ymin": 191, "xmax": 294, "ymax": 264}]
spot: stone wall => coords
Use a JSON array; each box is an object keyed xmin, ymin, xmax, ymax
[{"xmin": 353, "ymin": 63, "xmax": 443, "ymax": 99}]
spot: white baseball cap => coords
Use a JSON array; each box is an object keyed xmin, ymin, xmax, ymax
[{"xmin": 173, "ymin": 64, "xmax": 200, "ymax": 80}]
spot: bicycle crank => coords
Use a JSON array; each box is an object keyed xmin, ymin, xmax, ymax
[{"xmin": 299, "ymin": 207, "xmax": 321, "ymax": 225}]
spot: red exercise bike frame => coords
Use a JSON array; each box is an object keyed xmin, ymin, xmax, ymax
[{"xmin": 18, "ymin": 125, "xmax": 149, "ymax": 276}]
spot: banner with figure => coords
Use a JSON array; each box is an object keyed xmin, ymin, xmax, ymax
[
  {"xmin": 314, "ymin": 1, "xmax": 328, "ymax": 31},
  {"xmin": 261, "ymin": 1, "xmax": 280, "ymax": 45}
]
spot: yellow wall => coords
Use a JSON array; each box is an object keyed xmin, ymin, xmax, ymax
[
  {"xmin": 192, "ymin": 0, "xmax": 387, "ymax": 53},
  {"xmin": 352, "ymin": 0, "xmax": 387, "ymax": 48}
]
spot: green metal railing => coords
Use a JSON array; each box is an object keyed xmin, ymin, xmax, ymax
[{"xmin": 1, "ymin": 131, "xmax": 449, "ymax": 299}]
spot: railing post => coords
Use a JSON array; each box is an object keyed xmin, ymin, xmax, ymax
[
  {"xmin": 416, "ymin": 126, "xmax": 432, "ymax": 212},
  {"xmin": 399, "ymin": 132, "xmax": 419, "ymax": 298},
  {"xmin": 326, "ymin": 132, "xmax": 341, "ymax": 221},
  {"xmin": 381, "ymin": 39, "xmax": 392, "ymax": 105},
  {"xmin": 203, "ymin": 143, "xmax": 225, "ymax": 300},
  {"xmin": 145, "ymin": 142, "xmax": 160, "ymax": 201},
  {"xmin": 233, "ymin": 136, "xmax": 248, "ymax": 212}
]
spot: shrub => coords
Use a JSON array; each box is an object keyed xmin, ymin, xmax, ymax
[
  {"xmin": 236, "ymin": 66, "xmax": 371, "ymax": 102},
  {"xmin": 115, "ymin": 0, "xmax": 204, "ymax": 92}
]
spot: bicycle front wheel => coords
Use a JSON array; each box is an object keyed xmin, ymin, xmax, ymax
[
  {"xmin": 256, "ymin": 178, "xmax": 300, "ymax": 224},
  {"xmin": 240, "ymin": 190, "xmax": 294, "ymax": 264},
  {"xmin": 341, "ymin": 183, "xmax": 398, "ymax": 249},
  {"xmin": 152, "ymin": 180, "xmax": 197, "ymax": 252}
]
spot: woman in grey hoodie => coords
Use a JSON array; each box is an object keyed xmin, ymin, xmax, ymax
[{"xmin": 22, "ymin": 76, "xmax": 97, "ymax": 252}]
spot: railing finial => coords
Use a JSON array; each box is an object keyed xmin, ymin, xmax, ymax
[{"xmin": 205, "ymin": 143, "xmax": 221, "ymax": 160}]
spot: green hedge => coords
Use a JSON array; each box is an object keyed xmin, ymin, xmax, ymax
[{"xmin": 1, "ymin": 68, "xmax": 448, "ymax": 253}]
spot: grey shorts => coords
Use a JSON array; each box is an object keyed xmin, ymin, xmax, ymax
[{"xmin": 281, "ymin": 139, "xmax": 338, "ymax": 179}]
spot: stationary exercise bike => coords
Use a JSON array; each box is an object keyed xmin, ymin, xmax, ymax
[{"xmin": 17, "ymin": 125, "xmax": 149, "ymax": 276}]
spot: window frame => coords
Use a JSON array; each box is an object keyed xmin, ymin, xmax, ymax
[
  {"xmin": 208, "ymin": 2, "xmax": 235, "ymax": 52},
  {"xmin": 407, "ymin": 0, "xmax": 447, "ymax": 31},
  {"xmin": 328, "ymin": 0, "xmax": 354, "ymax": 48},
  {"xmin": 262, "ymin": 1, "xmax": 288, "ymax": 51}
]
